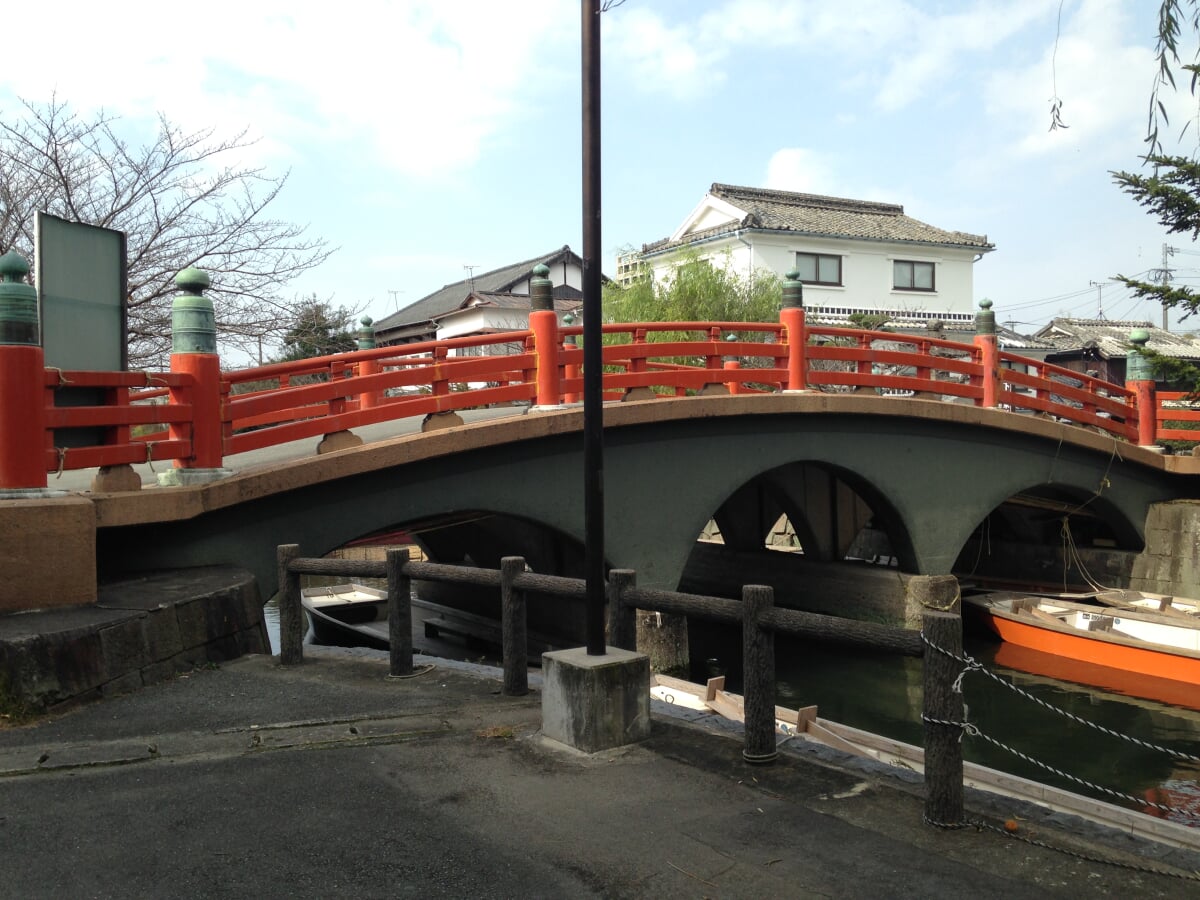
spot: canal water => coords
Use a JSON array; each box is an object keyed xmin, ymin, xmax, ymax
[
  {"xmin": 262, "ymin": 595, "xmax": 1200, "ymax": 827},
  {"xmin": 696, "ymin": 628, "xmax": 1200, "ymax": 827}
]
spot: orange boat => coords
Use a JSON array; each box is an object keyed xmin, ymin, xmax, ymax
[{"xmin": 963, "ymin": 591, "xmax": 1200, "ymax": 689}]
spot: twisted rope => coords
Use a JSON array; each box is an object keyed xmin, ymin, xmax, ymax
[
  {"xmin": 920, "ymin": 631, "xmax": 1200, "ymax": 763},
  {"xmin": 922, "ymin": 714, "xmax": 1196, "ymax": 819}
]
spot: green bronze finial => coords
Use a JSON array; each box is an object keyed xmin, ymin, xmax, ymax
[
  {"xmin": 781, "ymin": 268, "xmax": 804, "ymax": 310},
  {"xmin": 0, "ymin": 250, "xmax": 39, "ymax": 346},
  {"xmin": 175, "ymin": 266, "xmax": 211, "ymax": 294},
  {"xmin": 530, "ymin": 263, "xmax": 553, "ymax": 312},
  {"xmin": 1127, "ymin": 328, "xmax": 1153, "ymax": 381},
  {"xmin": 171, "ymin": 266, "xmax": 216, "ymax": 354},
  {"xmin": 975, "ymin": 297, "xmax": 996, "ymax": 336},
  {"xmin": 357, "ymin": 315, "xmax": 376, "ymax": 350}
]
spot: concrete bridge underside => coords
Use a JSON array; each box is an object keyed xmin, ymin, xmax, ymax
[{"xmin": 90, "ymin": 395, "xmax": 1196, "ymax": 632}]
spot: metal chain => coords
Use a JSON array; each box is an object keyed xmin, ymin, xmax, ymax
[
  {"xmin": 955, "ymin": 816, "xmax": 1200, "ymax": 883},
  {"xmin": 921, "ymin": 714, "xmax": 1197, "ymax": 820},
  {"xmin": 920, "ymin": 631, "xmax": 1200, "ymax": 763}
]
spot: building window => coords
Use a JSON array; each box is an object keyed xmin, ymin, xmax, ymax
[
  {"xmin": 795, "ymin": 252, "xmax": 842, "ymax": 285},
  {"xmin": 893, "ymin": 260, "xmax": 935, "ymax": 291}
]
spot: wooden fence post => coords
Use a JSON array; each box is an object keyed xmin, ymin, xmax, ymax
[
  {"xmin": 277, "ymin": 543, "xmax": 303, "ymax": 666},
  {"xmin": 922, "ymin": 609, "xmax": 964, "ymax": 827},
  {"xmin": 501, "ymin": 556, "xmax": 528, "ymax": 696},
  {"xmin": 607, "ymin": 569, "xmax": 637, "ymax": 651},
  {"xmin": 388, "ymin": 547, "xmax": 414, "ymax": 677},
  {"xmin": 742, "ymin": 584, "xmax": 777, "ymax": 765}
]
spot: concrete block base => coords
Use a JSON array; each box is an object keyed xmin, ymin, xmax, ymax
[
  {"xmin": 91, "ymin": 464, "xmax": 143, "ymax": 492},
  {"xmin": 541, "ymin": 646, "xmax": 650, "ymax": 753},
  {"xmin": 421, "ymin": 411, "xmax": 464, "ymax": 432},
  {"xmin": 316, "ymin": 430, "xmax": 364, "ymax": 454}
]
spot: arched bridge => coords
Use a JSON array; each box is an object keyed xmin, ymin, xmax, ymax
[
  {"xmin": 1, "ymin": 261, "xmax": 1199, "ymax": 614},
  {"xmin": 88, "ymin": 394, "xmax": 1196, "ymax": 624}
]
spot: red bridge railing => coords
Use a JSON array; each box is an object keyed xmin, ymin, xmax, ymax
[{"xmin": 0, "ymin": 262, "xmax": 1179, "ymax": 492}]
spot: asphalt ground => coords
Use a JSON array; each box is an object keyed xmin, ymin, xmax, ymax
[{"xmin": 1, "ymin": 648, "xmax": 1198, "ymax": 899}]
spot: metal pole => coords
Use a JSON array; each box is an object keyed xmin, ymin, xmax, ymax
[{"xmin": 582, "ymin": 0, "xmax": 605, "ymax": 655}]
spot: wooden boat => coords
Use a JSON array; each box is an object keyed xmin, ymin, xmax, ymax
[
  {"xmin": 301, "ymin": 583, "xmax": 390, "ymax": 650},
  {"xmin": 963, "ymin": 590, "xmax": 1200, "ymax": 688},
  {"xmin": 300, "ymin": 582, "xmax": 563, "ymax": 663}
]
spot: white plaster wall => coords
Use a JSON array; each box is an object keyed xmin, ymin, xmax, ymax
[
  {"xmin": 438, "ymin": 308, "xmax": 528, "ymax": 341},
  {"xmin": 647, "ymin": 233, "xmax": 980, "ymax": 316}
]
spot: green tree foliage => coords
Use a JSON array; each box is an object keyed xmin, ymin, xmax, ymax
[
  {"xmin": 279, "ymin": 298, "xmax": 358, "ymax": 362},
  {"xmin": 603, "ymin": 252, "xmax": 781, "ymax": 327},
  {"xmin": 1146, "ymin": 1, "xmax": 1200, "ymax": 153},
  {"xmin": 1111, "ymin": 1, "xmax": 1200, "ymax": 387}
]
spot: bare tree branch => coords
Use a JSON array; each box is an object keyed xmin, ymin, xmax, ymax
[{"xmin": 0, "ymin": 96, "xmax": 336, "ymax": 368}]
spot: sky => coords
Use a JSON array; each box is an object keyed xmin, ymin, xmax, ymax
[{"xmin": 4, "ymin": 0, "xmax": 1200, "ymax": 356}]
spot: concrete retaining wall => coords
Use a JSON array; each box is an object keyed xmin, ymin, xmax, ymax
[
  {"xmin": 1129, "ymin": 500, "xmax": 1200, "ymax": 599},
  {"xmin": 0, "ymin": 496, "xmax": 96, "ymax": 612},
  {"xmin": 0, "ymin": 566, "xmax": 268, "ymax": 712}
]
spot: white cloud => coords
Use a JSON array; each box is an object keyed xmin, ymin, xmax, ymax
[
  {"xmin": 0, "ymin": 0, "xmax": 576, "ymax": 178},
  {"xmin": 603, "ymin": 0, "xmax": 1057, "ymax": 110},
  {"xmin": 763, "ymin": 148, "xmax": 840, "ymax": 194},
  {"xmin": 981, "ymin": 0, "xmax": 1185, "ymax": 163},
  {"xmin": 605, "ymin": 8, "xmax": 726, "ymax": 99}
]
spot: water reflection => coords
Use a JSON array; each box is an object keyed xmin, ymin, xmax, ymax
[{"xmin": 695, "ymin": 626, "xmax": 1200, "ymax": 825}]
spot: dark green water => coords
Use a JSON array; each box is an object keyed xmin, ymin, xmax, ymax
[{"xmin": 694, "ymin": 627, "xmax": 1200, "ymax": 827}]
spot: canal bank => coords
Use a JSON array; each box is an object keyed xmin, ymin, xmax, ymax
[{"xmin": 0, "ymin": 648, "xmax": 1197, "ymax": 898}]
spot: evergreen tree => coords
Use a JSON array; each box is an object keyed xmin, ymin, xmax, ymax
[{"xmin": 278, "ymin": 298, "xmax": 357, "ymax": 362}]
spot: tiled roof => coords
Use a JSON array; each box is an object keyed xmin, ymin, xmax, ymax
[
  {"xmin": 434, "ymin": 291, "xmax": 583, "ymax": 319},
  {"xmin": 374, "ymin": 246, "xmax": 579, "ymax": 333},
  {"xmin": 642, "ymin": 183, "xmax": 993, "ymax": 254},
  {"xmin": 1034, "ymin": 318, "xmax": 1200, "ymax": 359}
]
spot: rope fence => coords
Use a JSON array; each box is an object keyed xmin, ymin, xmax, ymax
[{"xmin": 920, "ymin": 630, "xmax": 1200, "ymax": 826}]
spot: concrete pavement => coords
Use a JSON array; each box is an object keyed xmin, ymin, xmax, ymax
[{"xmin": 2, "ymin": 648, "xmax": 1199, "ymax": 898}]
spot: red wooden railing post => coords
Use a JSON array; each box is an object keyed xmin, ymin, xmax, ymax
[
  {"xmin": 160, "ymin": 267, "xmax": 230, "ymax": 485},
  {"xmin": 356, "ymin": 316, "xmax": 380, "ymax": 410},
  {"xmin": 724, "ymin": 359, "xmax": 742, "ymax": 394},
  {"xmin": 0, "ymin": 251, "xmax": 49, "ymax": 490},
  {"xmin": 1126, "ymin": 328, "xmax": 1160, "ymax": 448},
  {"xmin": 562, "ymin": 311, "xmax": 580, "ymax": 404},
  {"xmin": 973, "ymin": 299, "xmax": 999, "ymax": 408},
  {"xmin": 779, "ymin": 269, "xmax": 808, "ymax": 392},
  {"xmin": 528, "ymin": 264, "xmax": 562, "ymax": 407}
]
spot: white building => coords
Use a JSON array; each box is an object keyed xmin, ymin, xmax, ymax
[{"xmin": 636, "ymin": 183, "xmax": 995, "ymax": 329}]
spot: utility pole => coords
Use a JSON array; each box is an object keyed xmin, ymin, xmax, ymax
[
  {"xmin": 1089, "ymin": 280, "xmax": 1105, "ymax": 319},
  {"xmin": 581, "ymin": 0, "xmax": 605, "ymax": 656},
  {"xmin": 387, "ymin": 290, "xmax": 403, "ymax": 311},
  {"xmin": 1149, "ymin": 243, "xmax": 1177, "ymax": 331}
]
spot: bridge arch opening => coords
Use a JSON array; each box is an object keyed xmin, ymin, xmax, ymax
[
  {"xmin": 679, "ymin": 461, "xmax": 917, "ymax": 622},
  {"xmin": 953, "ymin": 483, "xmax": 1145, "ymax": 591},
  {"xmin": 320, "ymin": 510, "xmax": 593, "ymax": 646}
]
